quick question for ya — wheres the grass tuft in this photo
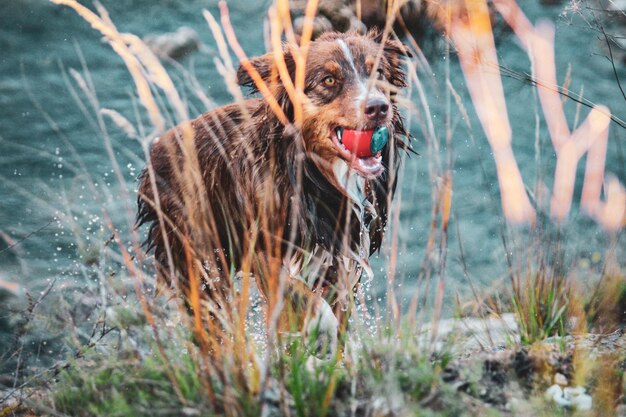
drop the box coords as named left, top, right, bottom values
left=2, top=1, right=624, bottom=416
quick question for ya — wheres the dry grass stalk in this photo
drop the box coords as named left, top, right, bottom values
left=447, top=0, right=536, bottom=225
left=493, top=0, right=625, bottom=232
left=218, top=1, right=289, bottom=126
left=26, top=1, right=624, bottom=415
left=439, top=0, right=625, bottom=232
left=49, top=0, right=261, bottom=405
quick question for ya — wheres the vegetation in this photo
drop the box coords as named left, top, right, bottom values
left=1, top=0, right=624, bottom=416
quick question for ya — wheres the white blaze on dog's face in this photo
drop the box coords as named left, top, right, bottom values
left=236, top=31, right=408, bottom=185
left=296, top=32, right=408, bottom=183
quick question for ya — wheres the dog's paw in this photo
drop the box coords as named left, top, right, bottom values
left=303, top=299, right=338, bottom=359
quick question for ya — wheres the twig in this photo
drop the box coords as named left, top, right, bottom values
left=0, top=219, right=54, bottom=254
left=498, top=64, right=626, bottom=130
left=600, top=24, right=626, bottom=102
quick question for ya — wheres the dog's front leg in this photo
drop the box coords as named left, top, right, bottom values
left=280, top=279, right=339, bottom=360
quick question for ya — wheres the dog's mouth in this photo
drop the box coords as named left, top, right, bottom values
left=331, top=127, right=387, bottom=177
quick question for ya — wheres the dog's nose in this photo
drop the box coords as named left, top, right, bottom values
left=364, top=99, right=389, bottom=121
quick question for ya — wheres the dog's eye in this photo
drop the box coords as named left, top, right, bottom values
left=323, top=76, right=336, bottom=87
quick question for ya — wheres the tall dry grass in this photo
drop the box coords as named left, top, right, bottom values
left=1, top=0, right=624, bottom=415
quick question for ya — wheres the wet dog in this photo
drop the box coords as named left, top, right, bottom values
left=137, top=30, right=411, bottom=355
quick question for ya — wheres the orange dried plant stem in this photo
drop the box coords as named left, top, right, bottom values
left=218, top=1, right=289, bottom=126
left=450, top=0, right=535, bottom=224
left=268, top=7, right=300, bottom=121
left=50, top=0, right=166, bottom=132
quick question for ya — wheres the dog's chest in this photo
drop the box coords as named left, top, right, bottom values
left=332, top=159, right=367, bottom=214
left=285, top=160, right=377, bottom=290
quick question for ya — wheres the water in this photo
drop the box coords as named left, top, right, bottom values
left=0, top=0, right=624, bottom=310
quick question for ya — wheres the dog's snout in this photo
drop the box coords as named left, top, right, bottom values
left=364, top=99, right=389, bottom=121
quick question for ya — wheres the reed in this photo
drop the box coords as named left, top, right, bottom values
left=1, top=0, right=624, bottom=416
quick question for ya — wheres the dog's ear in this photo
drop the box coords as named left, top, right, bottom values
left=367, top=28, right=412, bottom=57
left=384, top=38, right=411, bottom=88
left=367, top=29, right=411, bottom=88
left=383, top=38, right=412, bottom=58
left=236, top=54, right=273, bottom=92
left=236, top=50, right=295, bottom=94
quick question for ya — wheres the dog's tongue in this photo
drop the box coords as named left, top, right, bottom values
left=341, top=126, right=388, bottom=158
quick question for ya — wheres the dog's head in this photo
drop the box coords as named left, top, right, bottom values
left=237, top=30, right=411, bottom=181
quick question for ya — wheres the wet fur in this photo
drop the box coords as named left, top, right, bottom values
left=137, top=30, right=411, bottom=345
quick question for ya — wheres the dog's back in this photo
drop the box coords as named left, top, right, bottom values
left=138, top=99, right=275, bottom=290
left=137, top=30, right=411, bottom=351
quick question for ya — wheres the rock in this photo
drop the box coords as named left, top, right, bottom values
left=319, top=1, right=352, bottom=31
left=420, top=313, right=519, bottom=353
left=286, top=0, right=434, bottom=41
left=564, top=387, right=593, bottom=411
left=545, top=384, right=593, bottom=410
left=553, top=372, right=567, bottom=386
left=348, top=16, right=367, bottom=34
left=359, top=0, right=387, bottom=29
left=293, top=15, right=334, bottom=39
left=144, top=27, right=201, bottom=60
left=545, top=384, right=563, bottom=402
left=317, top=0, right=347, bottom=17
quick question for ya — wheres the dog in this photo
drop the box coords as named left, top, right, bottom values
left=137, top=30, right=411, bottom=355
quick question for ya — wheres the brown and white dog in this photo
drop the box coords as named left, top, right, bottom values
left=137, top=30, right=411, bottom=355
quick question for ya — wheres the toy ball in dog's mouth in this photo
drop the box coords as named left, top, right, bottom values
left=335, top=126, right=388, bottom=158
left=331, top=126, right=388, bottom=176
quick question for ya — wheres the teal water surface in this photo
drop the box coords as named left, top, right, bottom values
left=0, top=0, right=624, bottom=309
